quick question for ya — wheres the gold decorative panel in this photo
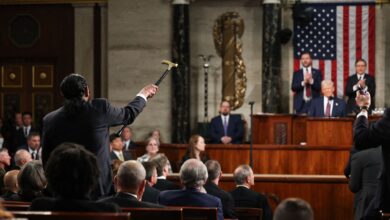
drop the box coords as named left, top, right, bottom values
left=1, top=65, right=23, bottom=88
left=32, top=65, right=53, bottom=88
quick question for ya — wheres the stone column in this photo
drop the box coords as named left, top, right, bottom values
left=172, top=0, right=190, bottom=143
left=262, top=0, right=282, bottom=113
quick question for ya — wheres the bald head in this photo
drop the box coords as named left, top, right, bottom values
left=4, top=170, right=19, bottom=193
left=116, top=160, right=146, bottom=193
left=14, top=149, right=32, bottom=168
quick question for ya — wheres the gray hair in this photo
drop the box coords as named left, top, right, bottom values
left=273, top=198, right=313, bottom=220
left=321, top=79, right=334, bottom=88
left=180, top=159, right=208, bottom=188
left=205, top=160, right=221, bottom=181
left=233, top=164, right=252, bottom=185
left=14, top=149, right=31, bottom=168
left=117, top=160, right=146, bottom=190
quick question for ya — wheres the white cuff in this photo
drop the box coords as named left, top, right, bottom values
left=356, top=111, right=368, bottom=118
left=301, top=81, right=306, bottom=87
left=353, top=85, right=359, bottom=92
left=136, top=94, right=148, bottom=102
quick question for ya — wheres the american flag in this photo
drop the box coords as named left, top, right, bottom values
left=293, top=3, right=375, bottom=97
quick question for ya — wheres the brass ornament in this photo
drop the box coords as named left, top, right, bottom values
left=213, top=12, right=246, bottom=110
left=9, top=73, right=16, bottom=80
left=39, top=72, right=47, bottom=79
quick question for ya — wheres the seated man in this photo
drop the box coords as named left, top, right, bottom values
left=308, top=80, right=346, bottom=117
left=99, top=160, right=163, bottom=208
left=274, top=198, right=313, bottom=220
left=230, top=165, right=272, bottom=220
left=109, top=133, right=131, bottom=162
left=121, top=126, right=137, bottom=150
left=150, top=154, right=179, bottom=191
left=1, top=170, right=19, bottom=201
left=14, top=149, right=32, bottom=169
left=209, top=101, right=244, bottom=144
left=158, top=159, right=224, bottom=220
left=30, top=142, right=119, bottom=212
left=142, top=161, right=160, bottom=203
left=17, top=132, right=41, bottom=160
left=204, top=160, right=236, bottom=219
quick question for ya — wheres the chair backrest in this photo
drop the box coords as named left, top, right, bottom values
left=381, top=212, right=390, bottom=220
left=11, top=211, right=130, bottom=220
left=181, top=207, right=217, bottom=220
left=2, top=201, right=31, bottom=211
left=122, top=207, right=182, bottom=220
left=234, top=208, right=263, bottom=220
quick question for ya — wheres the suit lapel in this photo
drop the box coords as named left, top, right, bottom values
left=319, top=97, right=325, bottom=116
left=332, top=98, right=339, bottom=117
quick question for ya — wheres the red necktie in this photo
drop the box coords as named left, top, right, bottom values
left=305, top=68, right=311, bottom=97
left=325, top=101, right=331, bottom=117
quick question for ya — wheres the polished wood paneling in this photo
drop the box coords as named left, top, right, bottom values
left=134, top=144, right=351, bottom=174
left=167, top=174, right=354, bottom=220
left=306, top=118, right=353, bottom=145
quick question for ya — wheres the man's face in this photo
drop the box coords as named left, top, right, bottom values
left=248, top=169, right=255, bottom=186
left=300, top=54, right=312, bottom=67
left=0, top=151, right=11, bottom=166
left=322, top=84, right=335, bottom=97
left=220, top=101, right=231, bottom=116
left=22, top=114, right=32, bottom=126
left=111, top=137, right=124, bottom=151
left=355, top=61, right=366, bottom=75
left=121, top=127, right=132, bottom=141
left=27, top=136, right=40, bottom=150
left=15, top=113, right=23, bottom=127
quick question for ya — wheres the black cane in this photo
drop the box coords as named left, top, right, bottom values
left=116, top=60, right=178, bottom=136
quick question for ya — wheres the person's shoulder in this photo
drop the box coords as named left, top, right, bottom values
left=139, top=201, right=165, bottom=208
left=210, top=116, right=220, bottom=122
left=91, top=98, right=109, bottom=107
left=43, top=107, right=62, bottom=121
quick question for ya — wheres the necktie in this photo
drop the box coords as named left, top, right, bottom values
left=24, top=127, right=28, bottom=137
left=325, top=101, right=331, bottom=117
left=223, top=117, right=228, bottom=136
left=118, top=152, right=124, bottom=161
left=305, top=68, right=312, bottom=97
left=32, top=151, right=36, bottom=160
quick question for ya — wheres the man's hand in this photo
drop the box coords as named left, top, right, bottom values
left=355, top=91, right=371, bottom=108
left=139, top=84, right=159, bottom=99
left=358, top=79, right=366, bottom=89
left=221, top=136, right=232, bottom=144
left=304, top=73, right=312, bottom=84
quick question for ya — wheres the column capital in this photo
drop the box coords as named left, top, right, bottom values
left=263, top=0, right=280, bottom=4
left=172, top=0, right=190, bottom=5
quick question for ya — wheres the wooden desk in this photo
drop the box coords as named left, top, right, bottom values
left=134, top=144, right=351, bottom=174
left=306, top=118, right=353, bottom=145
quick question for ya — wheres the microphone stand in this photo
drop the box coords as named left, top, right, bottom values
left=249, top=101, right=255, bottom=168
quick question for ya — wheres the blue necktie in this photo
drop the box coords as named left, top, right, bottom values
left=223, top=117, right=228, bottom=136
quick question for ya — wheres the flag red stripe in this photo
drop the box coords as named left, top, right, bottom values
left=368, top=5, right=375, bottom=76
left=356, top=6, right=362, bottom=60
left=294, top=59, right=300, bottom=72
left=343, top=6, right=350, bottom=96
left=319, top=60, right=325, bottom=80
left=331, top=60, right=337, bottom=96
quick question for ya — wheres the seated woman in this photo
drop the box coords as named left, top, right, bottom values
left=17, top=160, right=47, bottom=202
left=149, top=129, right=163, bottom=144
left=181, top=134, right=209, bottom=164
left=137, top=137, right=172, bottom=173
left=29, top=142, right=119, bottom=212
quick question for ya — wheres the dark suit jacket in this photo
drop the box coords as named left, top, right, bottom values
left=349, top=147, right=382, bottom=220
left=346, top=73, right=376, bottom=114
left=354, top=109, right=390, bottom=218
left=154, top=178, right=180, bottom=191
left=142, top=184, right=160, bottom=203
left=308, top=96, right=346, bottom=117
left=291, top=68, right=322, bottom=114
left=42, top=97, right=146, bottom=198
left=13, top=126, right=39, bottom=152
left=99, top=192, right=164, bottom=208
left=158, top=187, right=224, bottom=220
left=30, top=197, right=120, bottom=212
left=17, top=145, right=42, bottom=160
left=230, top=186, right=272, bottom=220
left=209, top=114, right=244, bottom=144
left=110, top=151, right=132, bottom=161
left=204, top=181, right=236, bottom=219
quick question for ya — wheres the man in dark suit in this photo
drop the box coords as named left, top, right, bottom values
left=109, top=133, right=131, bottom=162
left=41, top=74, right=158, bottom=198
left=204, top=160, right=236, bottom=219
left=7, top=112, right=23, bottom=156
left=349, top=147, right=382, bottom=220
left=13, top=112, right=39, bottom=151
left=345, top=59, right=376, bottom=114
left=291, top=52, right=322, bottom=114
left=142, top=161, right=160, bottom=203
left=353, top=92, right=389, bottom=219
left=308, top=80, right=346, bottom=117
left=209, top=101, right=244, bottom=144
left=99, top=160, right=164, bottom=208
left=158, top=159, right=224, bottom=220
left=230, top=165, right=272, bottom=220
left=150, top=154, right=179, bottom=191
left=17, top=132, right=41, bottom=160
left=121, top=126, right=137, bottom=150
